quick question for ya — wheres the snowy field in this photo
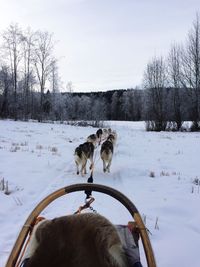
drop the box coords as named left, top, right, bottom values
left=0, top=120, right=200, bottom=267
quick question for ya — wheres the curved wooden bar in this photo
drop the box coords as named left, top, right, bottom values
left=6, top=183, right=156, bottom=267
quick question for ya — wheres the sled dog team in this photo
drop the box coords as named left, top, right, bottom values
left=74, top=128, right=117, bottom=176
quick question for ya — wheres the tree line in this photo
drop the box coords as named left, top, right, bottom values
left=0, top=15, right=200, bottom=131
left=0, top=24, right=60, bottom=121
left=143, top=14, right=200, bottom=131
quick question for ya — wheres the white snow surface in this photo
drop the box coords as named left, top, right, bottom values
left=0, top=120, right=200, bottom=267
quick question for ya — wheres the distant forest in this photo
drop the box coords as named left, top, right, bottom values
left=1, top=14, right=200, bottom=131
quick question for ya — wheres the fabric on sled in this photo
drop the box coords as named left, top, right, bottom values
left=20, top=213, right=142, bottom=267
left=115, top=225, right=143, bottom=267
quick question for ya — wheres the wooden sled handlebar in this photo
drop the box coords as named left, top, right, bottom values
left=6, top=183, right=156, bottom=267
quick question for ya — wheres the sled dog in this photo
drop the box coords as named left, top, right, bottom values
left=96, top=128, right=103, bottom=145
left=100, top=138, right=114, bottom=173
left=87, top=134, right=98, bottom=147
left=74, top=142, right=94, bottom=176
left=102, top=128, right=108, bottom=139
left=102, top=128, right=116, bottom=141
left=107, top=133, right=117, bottom=146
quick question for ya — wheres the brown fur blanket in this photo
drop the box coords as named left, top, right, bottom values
left=24, top=213, right=128, bottom=267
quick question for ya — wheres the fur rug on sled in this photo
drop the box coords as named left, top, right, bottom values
left=21, top=213, right=141, bottom=267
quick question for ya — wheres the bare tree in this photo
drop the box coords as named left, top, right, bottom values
left=181, top=13, right=200, bottom=129
left=66, top=81, right=73, bottom=93
left=50, top=59, right=60, bottom=93
left=2, top=23, right=23, bottom=119
left=167, top=43, right=183, bottom=130
left=0, top=64, right=12, bottom=118
left=144, top=56, right=168, bottom=131
left=33, top=31, right=55, bottom=121
left=21, top=28, right=36, bottom=120
left=49, top=58, right=60, bottom=119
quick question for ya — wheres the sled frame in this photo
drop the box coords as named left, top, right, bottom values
left=6, top=183, right=156, bottom=267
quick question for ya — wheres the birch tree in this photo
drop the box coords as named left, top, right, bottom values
left=33, top=31, right=54, bottom=121
left=21, top=28, right=36, bottom=120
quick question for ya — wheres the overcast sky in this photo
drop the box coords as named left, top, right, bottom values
left=0, top=0, right=199, bottom=92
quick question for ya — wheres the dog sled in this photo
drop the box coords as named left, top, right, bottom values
left=6, top=183, right=156, bottom=267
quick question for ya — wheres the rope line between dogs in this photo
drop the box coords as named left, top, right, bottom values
left=84, top=143, right=101, bottom=200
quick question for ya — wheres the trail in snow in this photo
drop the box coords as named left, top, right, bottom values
left=1, top=120, right=200, bottom=267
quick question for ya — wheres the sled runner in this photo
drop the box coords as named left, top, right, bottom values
left=6, top=183, right=156, bottom=267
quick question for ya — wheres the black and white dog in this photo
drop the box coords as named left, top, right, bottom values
left=74, top=142, right=94, bottom=176
left=87, top=128, right=103, bottom=147
left=87, top=134, right=98, bottom=147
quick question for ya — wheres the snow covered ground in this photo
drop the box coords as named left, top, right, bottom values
left=0, top=120, right=200, bottom=267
